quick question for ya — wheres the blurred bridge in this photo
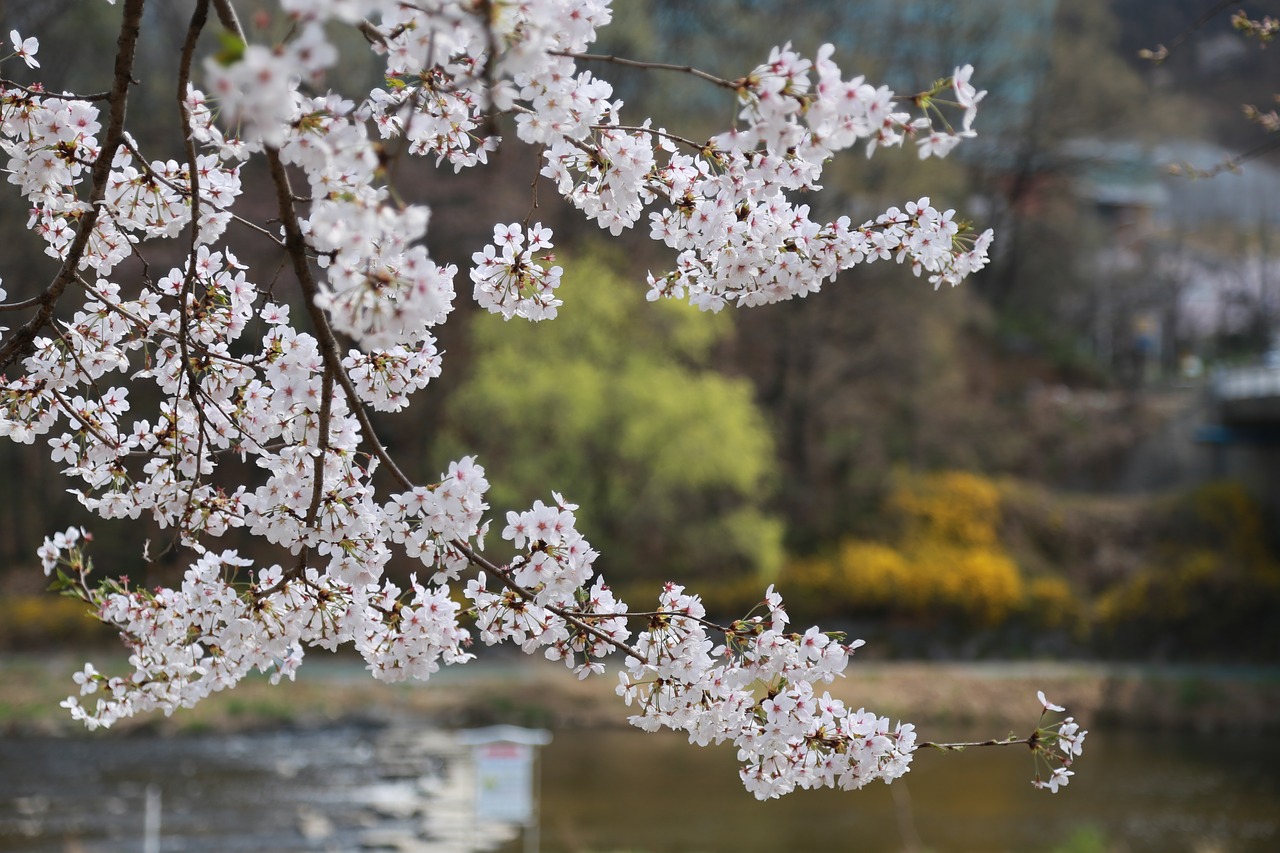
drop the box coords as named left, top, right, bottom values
left=1199, top=366, right=1280, bottom=537
left=1208, top=366, right=1280, bottom=428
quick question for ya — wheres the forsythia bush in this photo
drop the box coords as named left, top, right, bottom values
left=781, top=477, right=1279, bottom=657
left=892, top=470, right=1002, bottom=548
left=784, top=471, right=1024, bottom=625
left=1095, top=483, right=1280, bottom=657
left=0, top=596, right=113, bottom=650
left=1021, top=576, right=1083, bottom=632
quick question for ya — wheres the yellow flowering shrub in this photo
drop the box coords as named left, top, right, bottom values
left=781, top=471, right=1029, bottom=625
left=890, top=470, right=1001, bottom=548
left=834, top=541, right=914, bottom=609
left=1021, top=576, right=1082, bottom=631
left=921, top=545, right=1024, bottom=624
left=776, top=476, right=1277, bottom=655
left=0, top=595, right=112, bottom=650
left=1094, top=483, right=1280, bottom=656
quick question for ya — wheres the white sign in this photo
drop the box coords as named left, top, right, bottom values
left=474, top=740, right=536, bottom=824
left=459, top=726, right=552, bottom=826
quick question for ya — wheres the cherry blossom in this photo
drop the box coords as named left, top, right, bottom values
left=8, top=30, right=39, bottom=69
left=1039, top=689, right=1067, bottom=713
left=470, top=222, right=563, bottom=320
left=0, top=0, right=1083, bottom=800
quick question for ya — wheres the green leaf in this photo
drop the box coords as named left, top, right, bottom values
left=213, top=31, right=247, bottom=67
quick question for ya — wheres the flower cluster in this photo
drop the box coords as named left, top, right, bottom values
left=617, top=584, right=914, bottom=799
left=470, top=222, right=564, bottom=320
left=0, top=75, right=242, bottom=278
left=465, top=493, right=628, bottom=678
left=385, top=456, right=492, bottom=584
left=0, top=0, right=1078, bottom=803
left=41, top=458, right=486, bottom=728
left=1031, top=691, right=1088, bottom=793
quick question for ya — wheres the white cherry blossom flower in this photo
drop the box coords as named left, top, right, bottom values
left=9, top=30, right=39, bottom=68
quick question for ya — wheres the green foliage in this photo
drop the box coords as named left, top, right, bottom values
left=1049, top=825, right=1111, bottom=853
left=213, top=31, right=247, bottom=66
left=439, top=247, right=781, bottom=585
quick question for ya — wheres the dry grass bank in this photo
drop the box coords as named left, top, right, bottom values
left=3, top=653, right=1277, bottom=738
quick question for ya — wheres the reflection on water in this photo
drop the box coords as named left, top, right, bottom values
left=1, top=724, right=1276, bottom=852
left=0, top=729, right=392, bottom=852
left=538, top=728, right=1280, bottom=852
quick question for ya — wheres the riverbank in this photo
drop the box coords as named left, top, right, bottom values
left=3, top=652, right=1278, bottom=737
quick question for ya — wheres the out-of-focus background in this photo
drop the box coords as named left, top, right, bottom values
left=1, top=1, right=1279, bottom=851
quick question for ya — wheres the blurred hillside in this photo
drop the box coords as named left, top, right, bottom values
left=1, top=1, right=1278, bottom=661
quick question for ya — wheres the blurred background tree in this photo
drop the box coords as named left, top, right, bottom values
left=435, top=248, right=783, bottom=592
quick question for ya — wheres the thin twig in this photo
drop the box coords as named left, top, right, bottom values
left=557, top=50, right=741, bottom=91
left=1167, top=134, right=1280, bottom=178
left=1138, top=0, right=1236, bottom=61
left=49, top=386, right=121, bottom=452
left=173, top=0, right=215, bottom=542
left=227, top=211, right=287, bottom=246
left=0, top=295, right=45, bottom=312
left=917, top=736, right=1029, bottom=751
left=0, top=79, right=110, bottom=101
left=575, top=608, right=730, bottom=634
left=595, top=123, right=704, bottom=150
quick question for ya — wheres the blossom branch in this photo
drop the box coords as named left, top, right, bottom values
left=0, top=1, right=1050, bottom=802
left=917, top=736, right=1027, bottom=751
left=0, top=0, right=145, bottom=371
left=453, top=539, right=645, bottom=662
left=262, top=147, right=417, bottom=494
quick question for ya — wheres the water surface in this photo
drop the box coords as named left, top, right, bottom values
left=2, top=724, right=1276, bottom=852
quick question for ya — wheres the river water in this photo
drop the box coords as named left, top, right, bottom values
left=2, top=724, right=1277, bottom=852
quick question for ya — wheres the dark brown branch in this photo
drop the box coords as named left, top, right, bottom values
left=171, top=0, right=215, bottom=543
left=556, top=50, right=742, bottom=91
left=0, top=0, right=146, bottom=372
left=260, top=147, right=350, bottom=586
left=452, top=539, right=646, bottom=663
left=0, top=79, right=110, bottom=101
left=210, top=0, right=244, bottom=36
left=295, top=362, right=336, bottom=575
left=241, top=0, right=410, bottom=496
left=262, top=147, right=416, bottom=492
